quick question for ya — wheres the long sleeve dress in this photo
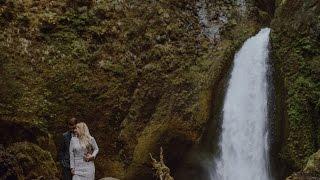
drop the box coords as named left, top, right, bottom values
left=69, top=136, right=99, bottom=180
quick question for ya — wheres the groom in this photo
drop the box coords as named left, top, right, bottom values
left=58, top=117, right=77, bottom=180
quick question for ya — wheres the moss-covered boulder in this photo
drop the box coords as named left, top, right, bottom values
left=0, top=119, right=57, bottom=156
left=304, top=150, right=320, bottom=175
left=0, top=142, right=58, bottom=179
left=5, top=142, right=59, bottom=179
left=286, top=150, right=320, bottom=179
left=286, top=173, right=318, bottom=180
left=0, top=146, right=24, bottom=180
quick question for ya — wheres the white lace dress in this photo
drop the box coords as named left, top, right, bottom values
left=69, top=136, right=99, bottom=180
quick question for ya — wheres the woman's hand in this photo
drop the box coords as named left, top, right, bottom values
left=71, top=168, right=75, bottom=175
left=84, top=154, right=94, bottom=162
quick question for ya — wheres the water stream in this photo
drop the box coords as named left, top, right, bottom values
left=212, top=28, right=272, bottom=180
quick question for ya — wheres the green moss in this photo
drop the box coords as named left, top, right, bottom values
left=271, top=0, right=320, bottom=170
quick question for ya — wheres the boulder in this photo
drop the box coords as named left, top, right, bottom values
left=286, top=150, right=320, bottom=179
left=304, top=150, right=320, bottom=175
left=0, top=145, right=23, bottom=179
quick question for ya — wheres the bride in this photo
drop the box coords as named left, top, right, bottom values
left=70, top=122, right=99, bottom=180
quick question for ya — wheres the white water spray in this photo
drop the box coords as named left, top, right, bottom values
left=212, top=28, right=271, bottom=180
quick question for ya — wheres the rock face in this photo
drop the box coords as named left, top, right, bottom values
left=270, top=0, right=320, bottom=174
left=0, top=0, right=268, bottom=179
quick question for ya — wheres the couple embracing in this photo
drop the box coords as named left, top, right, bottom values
left=59, top=118, right=99, bottom=180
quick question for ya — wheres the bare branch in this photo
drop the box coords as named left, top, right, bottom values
left=150, top=147, right=174, bottom=180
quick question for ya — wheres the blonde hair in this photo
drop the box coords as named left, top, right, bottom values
left=76, top=122, right=92, bottom=149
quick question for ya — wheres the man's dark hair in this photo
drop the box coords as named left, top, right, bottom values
left=68, top=117, right=78, bottom=125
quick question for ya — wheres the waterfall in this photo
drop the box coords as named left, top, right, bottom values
left=212, top=28, right=271, bottom=180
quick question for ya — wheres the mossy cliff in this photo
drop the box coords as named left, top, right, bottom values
left=0, top=0, right=269, bottom=179
left=270, top=0, right=320, bottom=176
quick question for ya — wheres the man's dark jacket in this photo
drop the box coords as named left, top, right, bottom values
left=59, top=131, right=73, bottom=168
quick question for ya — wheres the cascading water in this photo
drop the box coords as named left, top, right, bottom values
left=212, top=28, right=271, bottom=180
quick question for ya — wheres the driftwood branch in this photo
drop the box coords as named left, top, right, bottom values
left=149, top=147, right=174, bottom=180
